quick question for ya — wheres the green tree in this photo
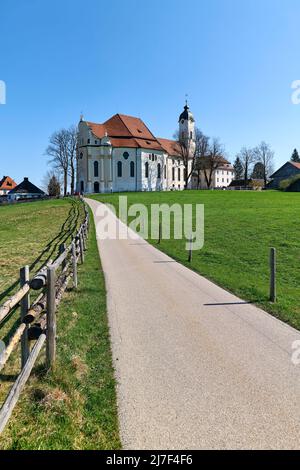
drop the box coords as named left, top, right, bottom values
left=233, top=156, right=244, bottom=180
left=251, top=162, right=265, bottom=179
left=291, top=148, right=300, bottom=162
left=48, top=175, right=61, bottom=197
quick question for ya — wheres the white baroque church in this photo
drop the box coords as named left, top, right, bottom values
left=76, top=104, right=196, bottom=194
left=76, top=103, right=234, bottom=193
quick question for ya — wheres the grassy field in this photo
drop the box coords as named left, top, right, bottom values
left=0, top=200, right=120, bottom=449
left=90, top=190, right=300, bottom=330
left=0, top=198, right=82, bottom=301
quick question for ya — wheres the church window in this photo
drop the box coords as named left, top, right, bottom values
left=79, top=152, right=83, bottom=159
left=123, top=151, right=129, bottom=160
left=164, top=165, right=166, bottom=179
left=80, top=181, right=84, bottom=192
left=117, top=161, right=122, bottom=177
left=190, top=131, right=193, bottom=139
left=130, top=161, right=135, bottom=177
left=94, top=161, right=99, bottom=177
left=178, top=168, right=181, bottom=181
left=95, top=140, right=98, bottom=145
left=172, top=167, right=175, bottom=181
left=145, top=161, right=149, bottom=178
left=157, top=163, right=161, bottom=179
left=87, top=139, right=90, bottom=144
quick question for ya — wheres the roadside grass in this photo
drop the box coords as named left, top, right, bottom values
left=0, top=202, right=120, bottom=449
left=90, top=190, right=300, bottom=330
left=0, top=198, right=82, bottom=300
left=0, top=198, right=84, bottom=406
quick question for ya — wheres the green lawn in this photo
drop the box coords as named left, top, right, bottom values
left=90, top=190, right=300, bottom=330
left=0, top=198, right=82, bottom=301
left=0, top=200, right=120, bottom=449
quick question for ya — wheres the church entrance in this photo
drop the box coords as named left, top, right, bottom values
left=94, top=182, right=100, bottom=193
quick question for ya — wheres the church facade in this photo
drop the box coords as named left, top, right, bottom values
left=76, top=104, right=234, bottom=193
left=76, top=104, right=195, bottom=194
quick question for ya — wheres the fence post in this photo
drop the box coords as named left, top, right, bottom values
left=59, top=243, right=67, bottom=271
left=72, top=241, right=78, bottom=289
left=270, top=247, right=276, bottom=302
left=188, top=236, right=192, bottom=263
left=79, top=230, right=85, bottom=264
left=46, top=266, right=56, bottom=369
left=20, top=266, right=30, bottom=368
left=158, top=221, right=162, bottom=244
left=82, top=225, right=87, bottom=251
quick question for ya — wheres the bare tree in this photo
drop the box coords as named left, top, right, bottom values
left=46, top=129, right=70, bottom=196
left=174, top=127, right=209, bottom=189
left=253, top=141, right=274, bottom=186
left=67, top=125, right=78, bottom=195
left=193, top=131, right=210, bottom=189
left=237, top=147, right=255, bottom=187
left=198, top=138, right=226, bottom=189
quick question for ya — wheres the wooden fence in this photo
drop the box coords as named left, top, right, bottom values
left=0, top=198, right=89, bottom=434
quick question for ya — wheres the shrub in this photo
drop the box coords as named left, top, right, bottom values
left=279, top=174, right=300, bottom=191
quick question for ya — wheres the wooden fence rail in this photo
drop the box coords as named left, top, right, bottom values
left=0, top=197, right=89, bottom=435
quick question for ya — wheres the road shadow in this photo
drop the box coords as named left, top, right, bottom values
left=204, top=301, right=254, bottom=306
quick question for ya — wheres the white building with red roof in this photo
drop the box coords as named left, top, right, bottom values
left=76, top=104, right=195, bottom=193
left=0, top=176, right=17, bottom=195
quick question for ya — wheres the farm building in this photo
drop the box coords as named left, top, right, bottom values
left=228, top=179, right=264, bottom=190
left=268, top=161, right=300, bottom=189
left=8, top=177, right=45, bottom=201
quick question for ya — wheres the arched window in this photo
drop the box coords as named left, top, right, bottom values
left=172, top=167, right=175, bottom=181
left=117, top=161, right=122, bottom=177
left=130, top=161, right=135, bottom=178
left=157, top=163, right=161, bottom=179
left=178, top=168, right=181, bottom=181
left=94, top=161, right=99, bottom=177
left=79, top=152, right=83, bottom=160
left=145, top=161, right=149, bottom=178
left=94, top=182, right=99, bottom=193
left=164, top=165, right=166, bottom=179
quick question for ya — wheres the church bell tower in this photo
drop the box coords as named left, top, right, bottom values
left=178, top=101, right=196, bottom=153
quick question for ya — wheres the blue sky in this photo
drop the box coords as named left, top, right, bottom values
left=0, top=0, right=300, bottom=186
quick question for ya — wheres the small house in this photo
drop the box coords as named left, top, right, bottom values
left=0, top=176, right=17, bottom=195
left=8, top=177, right=45, bottom=201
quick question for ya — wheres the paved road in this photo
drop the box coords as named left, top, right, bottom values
left=86, top=198, right=300, bottom=450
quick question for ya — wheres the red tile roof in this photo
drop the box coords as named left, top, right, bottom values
left=86, top=122, right=106, bottom=139
left=291, top=161, right=300, bottom=169
left=157, top=138, right=181, bottom=156
left=0, top=176, right=17, bottom=190
left=85, top=114, right=165, bottom=151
